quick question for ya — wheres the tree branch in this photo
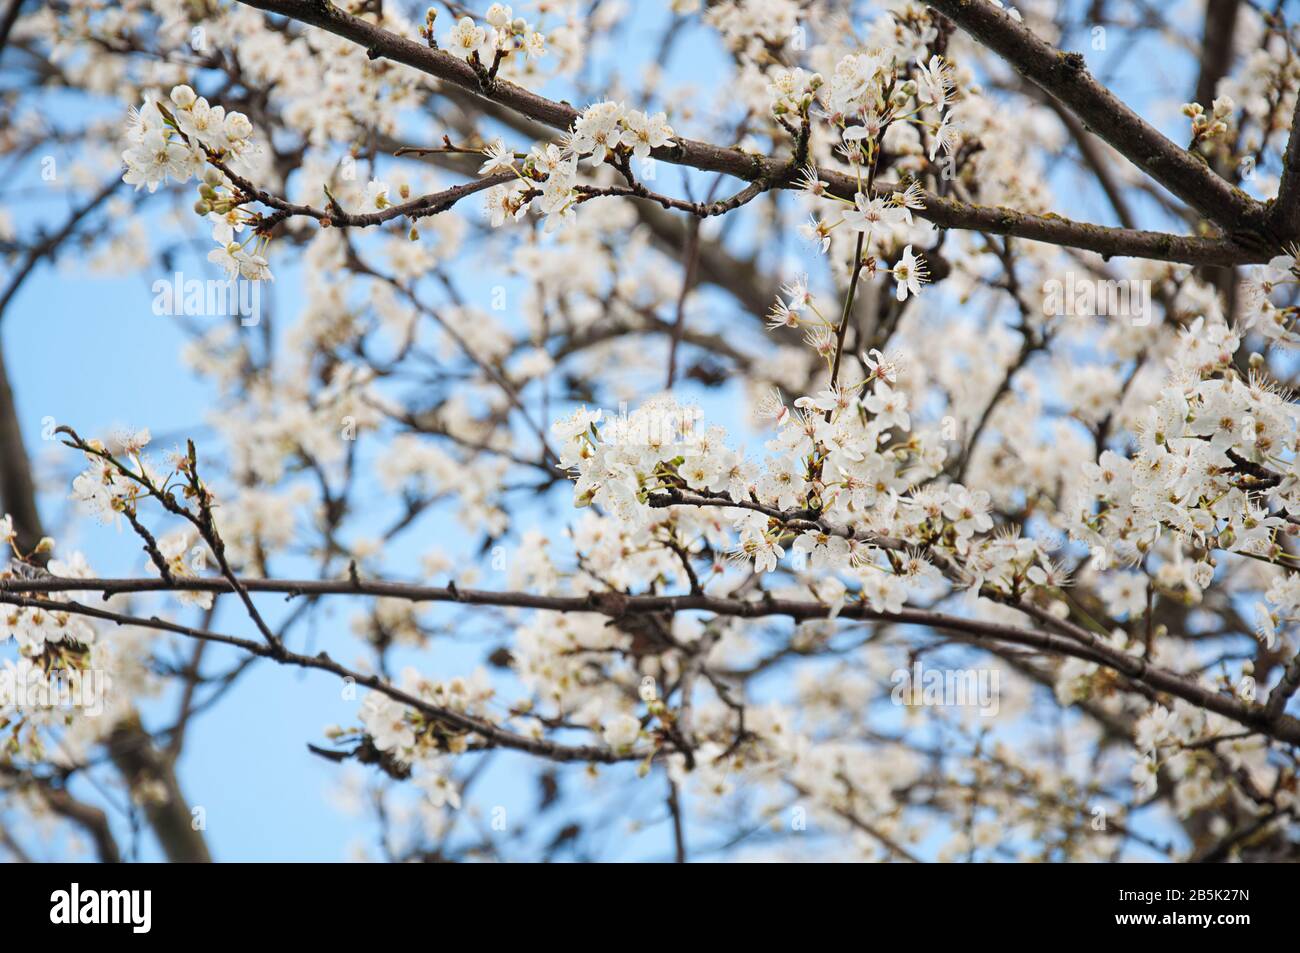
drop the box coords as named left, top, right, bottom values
left=0, top=590, right=648, bottom=766
left=926, top=0, right=1268, bottom=235
left=233, top=0, right=1271, bottom=265
left=1, top=574, right=1296, bottom=745
left=1270, top=95, right=1300, bottom=240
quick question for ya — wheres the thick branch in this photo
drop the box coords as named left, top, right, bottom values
left=1271, top=95, right=1300, bottom=239
left=926, top=0, right=1268, bottom=235
left=0, top=341, right=43, bottom=555
left=106, top=713, right=212, bottom=863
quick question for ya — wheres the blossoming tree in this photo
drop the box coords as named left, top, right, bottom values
left=2, top=0, right=1300, bottom=862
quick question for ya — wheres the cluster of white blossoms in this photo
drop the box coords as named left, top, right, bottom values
left=335, top=667, right=497, bottom=809
left=1130, top=699, right=1286, bottom=819
left=67, top=430, right=221, bottom=596
left=437, top=4, right=546, bottom=65
left=767, top=43, right=963, bottom=301
left=1050, top=310, right=1300, bottom=801
left=1, top=518, right=160, bottom=772
left=703, top=0, right=800, bottom=54
left=122, top=84, right=271, bottom=281
left=1068, top=316, right=1300, bottom=577
left=783, top=48, right=960, bottom=161
left=551, top=361, right=1063, bottom=615
left=65, top=414, right=369, bottom=585
left=1241, top=248, right=1300, bottom=346
left=0, top=545, right=96, bottom=653
left=68, top=430, right=155, bottom=527
left=0, top=536, right=164, bottom=827
left=122, top=85, right=253, bottom=193
left=481, top=101, right=675, bottom=231
left=1182, top=96, right=1238, bottom=148
left=1212, top=12, right=1299, bottom=179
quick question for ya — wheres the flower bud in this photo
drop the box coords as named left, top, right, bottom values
left=170, top=84, right=197, bottom=108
